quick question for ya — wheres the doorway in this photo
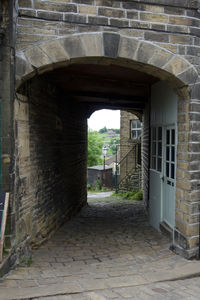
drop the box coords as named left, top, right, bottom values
left=149, top=81, right=178, bottom=232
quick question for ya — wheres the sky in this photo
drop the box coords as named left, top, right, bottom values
left=88, top=109, right=120, bottom=131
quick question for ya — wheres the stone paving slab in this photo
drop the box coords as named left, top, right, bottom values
left=0, top=194, right=200, bottom=300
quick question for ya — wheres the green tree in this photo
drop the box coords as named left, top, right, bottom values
left=88, top=130, right=104, bottom=167
left=99, top=126, right=107, bottom=134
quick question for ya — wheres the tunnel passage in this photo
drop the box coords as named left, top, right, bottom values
left=15, top=60, right=159, bottom=247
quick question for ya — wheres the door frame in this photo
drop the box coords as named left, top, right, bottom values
left=160, top=123, right=177, bottom=232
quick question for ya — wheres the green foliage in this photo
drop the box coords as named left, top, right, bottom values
left=132, top=190, right=143, bottom=200
left=95, top=180, right=102, bottom=190
left=110, top=128, right=120, bottom=134
left=88, top=130, right=104, bottom=167
left=111, top=190, right=143, bottom=201
left=99, top=126, right=108, bottom=134
left=107, top=136, right=120, bottom=156
left=26, top=257, right=33, bottom=267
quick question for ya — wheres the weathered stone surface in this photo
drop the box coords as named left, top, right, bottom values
left=1, top=0, right=200, bottom=276
left=81, top=33, right=103, bottom=57
left=39, top=39, right=69, bottom=63
left=103, top=33, right=120, bottom=57
left=134, top=42, right=157, bottom=63
left=118, top=37, right=140, bottom=60
left=60, top=35, right=86, bottom=58
left=164, top=56, right=190, bottom=76
left=24, top=46, right=52, bottom=68
left=16, top=52, right=35, bottom=83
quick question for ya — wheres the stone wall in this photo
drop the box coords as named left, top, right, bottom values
left=4, top=0, right=200, bottom=261
left=14, top=77, right=88, bottom=248
left=16, top=0, right=200, bottom=74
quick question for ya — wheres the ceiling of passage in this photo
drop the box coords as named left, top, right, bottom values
left=39, top=63, right=159, bottom=112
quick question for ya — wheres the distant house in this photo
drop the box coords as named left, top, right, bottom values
left=88, top=165, right=113, bottom=189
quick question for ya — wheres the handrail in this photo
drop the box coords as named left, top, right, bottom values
left=117, top=141, right=141, bottom=189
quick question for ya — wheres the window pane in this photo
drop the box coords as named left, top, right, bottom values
left=131, top=120, right=137, bottom=129
left=172, top=129, right=175, bottom=145
left=137, top=120, right=141, bottom=128
left=171, top=163, right=175, bottom=179
left=157, top=157, right=162, bottom=172
left=152, top=157, right=156, bottom=170
left=158, top=127, right=162, bottom=140
left=171, top=146, right=175, bottom=162
left=158, top=142, right=162, bottom=156
left=167, top=130, right=170, bottom=144
left=152, top=128, right=156, bottom=140
left=137, top=130, right=142, bottom=138
left=131, top=130, right=137, bottom=139
left=166, top=146, right=170, bottom=161
left=152, top=142, right=156, bottom=155
left=166, top=162, right=169, bottom=177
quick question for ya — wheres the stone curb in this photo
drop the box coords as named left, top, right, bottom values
left=1, top=261, right=200, bottom=300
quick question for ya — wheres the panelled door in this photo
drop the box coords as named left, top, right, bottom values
left=162, top=126, right=176, bottom=228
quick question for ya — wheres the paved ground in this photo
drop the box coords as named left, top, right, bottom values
left=1, top=193, right=200, bottom=300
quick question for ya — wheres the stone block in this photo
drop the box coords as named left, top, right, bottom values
left=176, top=179, right=191, bottom=191
left=164, top=56, right=190, bottom=76
left=134, top=42, right=156, bottom=64
left=148, top=48, right=172, bottom=68
left=169, top=16, right=194, bottom=26
left=96, top=0, right=121, bottom=8
left=15, top=52, right=35, bottom=83
left=103, top=32, right=120, bottom=57
left=81, top=33, right=103, bottom=57
left=118, top=37, right=139, bottom=60
left=110, top=19, right=129, bottom=27
left=34, top=1, right=77, bottom=13
left=60, top=35, right=86, bottom=58
left=98, top=7, right=125, bottom=18
left=18, top=0, right=32, bottom=8
left=88, top=16, right=108, bottom=25
left=24, top=46, right=52, bottom=69
left=79, top=5, right=96, bottom=15
left=144, top=31, right=169, bottom=43
left=64, top=14, right=87, bottom=23
left=72, top=0, right=93, bottom=4
left=140, top=12, right=168, bottom=23
left=39, top=39, right=69, bottom=64
left=37, top=11, right=63, bottom=21
left=126, top=11, right=138, bottom=19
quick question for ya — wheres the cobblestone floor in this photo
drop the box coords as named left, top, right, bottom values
left=1, top=194, right=200, bottom=300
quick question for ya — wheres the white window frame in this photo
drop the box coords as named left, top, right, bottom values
left=130, top=120, right=142, bottom=139
left=151, top=126, right=162, bottom=172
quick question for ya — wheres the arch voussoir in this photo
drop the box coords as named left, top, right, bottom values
left=15, top=32, right=198, bottom=95
left=117, top=36, right=140, bottom=60
left=80, top=33, right=103, bottom=57
left=163, top=56, right=191, bottom=77
left=59, top=35, right=86, bottom=59
left=39, top=39, right=69, bottom=64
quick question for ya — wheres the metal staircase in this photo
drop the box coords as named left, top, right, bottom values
left=117, top=142, right=141, bottom=192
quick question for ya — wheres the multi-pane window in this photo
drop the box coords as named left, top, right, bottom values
left=151, top=127, right=162, bottom=172
left=166, top=129, right=175, bottom=181
left=131, top=120, right=141, bottom=139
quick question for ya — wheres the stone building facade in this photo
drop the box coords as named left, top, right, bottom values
left=0, top=0, right=200, bottom=271
left=119, top=111, right=141, bottom=192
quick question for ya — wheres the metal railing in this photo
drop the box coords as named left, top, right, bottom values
left=117, top=141, right=141, bottom=189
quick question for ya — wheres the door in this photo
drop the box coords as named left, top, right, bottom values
left=162, top=126, right=176, bottom=228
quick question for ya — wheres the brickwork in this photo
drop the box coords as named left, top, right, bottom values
left=16, top=0, right=200, bottom=73
left=14, top=77, right=88, bottom=248
left=120, top=111, right=139, bottom=180
left=0, top=0, right=199, bottom=270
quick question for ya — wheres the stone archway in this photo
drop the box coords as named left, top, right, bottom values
left=16, top=32, right=197, bottom=98
left=13, top=32, right=200, bottom=259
